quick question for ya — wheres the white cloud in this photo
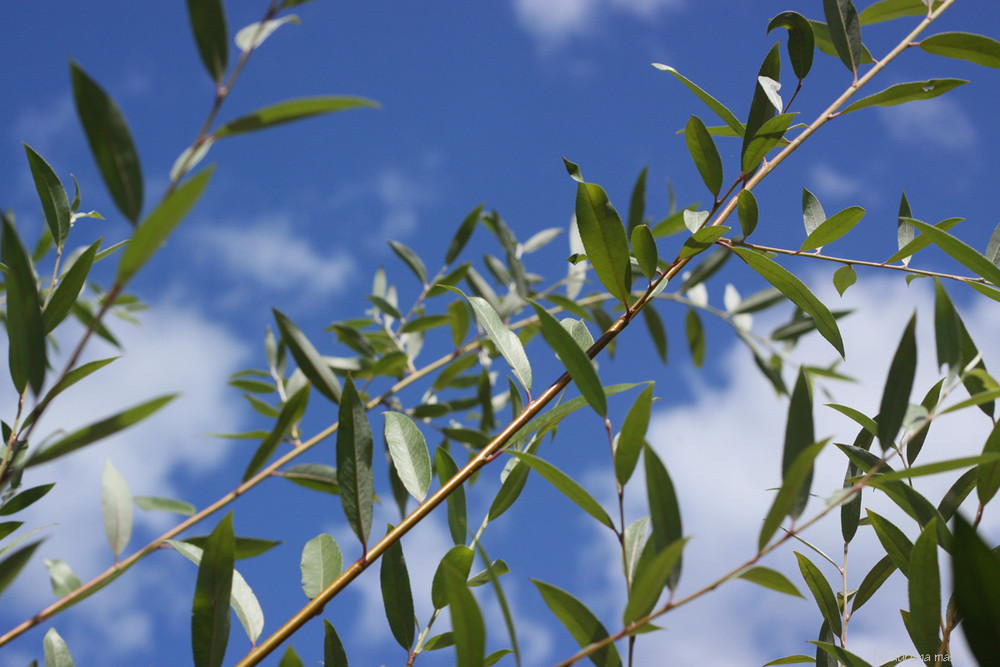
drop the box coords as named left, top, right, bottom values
left=809, top=162, right=863, bottom=199
left=11, top=94, right=75, bottom=154
left=878, top=96, right=976, bottom=150
left=513, top=0, right=684, bottom=49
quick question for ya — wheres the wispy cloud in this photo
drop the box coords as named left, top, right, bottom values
left=878, top=96, right=976, bottom=150
left=512, top=0, right=684, bottom=49
left=809, top=162, right=863, bottom=199
left=11, top=93, right=75, bottom=154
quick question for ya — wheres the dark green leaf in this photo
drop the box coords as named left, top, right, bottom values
left=300, top=533, right=342, bottom=599
left=685, top=115, right=723, bottom=197
left=796, top=552, right=842, bottom=636
left=742, top=113, right=795, bottom=175
left=184, top=536, right=281, bottom=561
left=833, top=265, right=857, bottom=296
left=842, top=79, right=967, bottom=114
left=279, top=645, right=304, bottom=667
left=507, top=451, right=614, bottom=529
left=0, top=540, right=42, bottom=599
left=783, top=370, right=815, bottom=520
left=760, top=442, right=827, bottom=549
left=273, top=309, right=342, bottom=404
left=191, top=513, right=234, bottom=667
left=852, top=555, right=896, bottom=613
left=823, top=0, right=864, bottom=77
left=444, top=561, right=485, bottom=667
left=531, top=302, right=605, bottom=417
left=734, top=248, right=845, bottom=357
left=623, top=537, right=688, bottom=622
left=977, top=421, right=1000, bottom=505
left=436, top=447, right=467, bottom=545
left=42, top=239, right=100, bottom=334
left=616, top=384, right=654, bottom=485
left=740, top=566, right=803, bottom=597
left=214, top=97, right=378, bottom=137
left=908, top=519, right=941, bottom=660
left=920, top=32, right=1000, bottom=69
left=0, top=483, right=54, bottom=516
left=642, top=307, right=667, bottom=363
left=768, top=12, right=815, bottom=80
left=243, top=385, right=309, bottom=481
left=488, top=435, right=542, bottom=521
left=957, top=317, right=993, bottom=418
left=868, top=509, right=914, bottom=577
left=951, top=514, right=1000, bottom=664
left=282, top=463, right=340, bottom=495
left=381, top=530, right=415, bottom=650
left=574, top=178, right=632, bottom=305
left=908, top=218, right=1000, bottom=286
left=886, top=216, right=962, bottom=264
left=679, top=246, right=729, bottom=293
left=737, top=189, right=758, bottom=238
left=631, top=224, right=658, bottom=281
left=877, top=313, right=917, bottom=451
left=627, top=166, right=648, bottom=235
left=24, top=145, right=71, bottom=248
left=810, top=642, right=873, bottom=667
left=399, top=314, right=450, bottom=334
left=323, top=620, right=349, bottom=667
left=741, top=43, right=781, bottom=175
left=2, top=213, right=47, bottom=395
left=933, top=279, right=961, bottom=374
left=186, top=0, right=228, bottom=82
left=445, top=204, right=483, bottom=265
left=337, top=377, right=374, bottom=550
left=679, top=226, right=728, bottom=259
left=860, top=0, right=942, bottom=25
left=432, top=545, right=474, bottom=609
left=533, top=579, right=622, bottom=667
left=652, top=64, right=744, bottom=137
left=685, top=308, right=705, bottom=367
left=800, top=207, right=865, bottom=252
left=70, top=61, right=143, bottom=223
left=388, top=239, right=428, bottom=286
left=645, top=446, right=683, bottom=589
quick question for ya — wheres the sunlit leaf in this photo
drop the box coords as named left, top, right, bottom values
left=445, top=204, right=483, bottom=265
left=44, top=558, right=82, bottom=597
left=531, top=302, right=605, bottom=417
left=42, top=239, right=99, bottom=334
left=920, top=32, right=1000, bottom=69
left=631, top=224, right=658, bottom=281
left=186, top=0, right=228, bottom=82
left=234, top=15, right=300, bottom=52
left=908, top=218, right=1000, bottom=286
left=337, top=377, right=374, bottom=550
left=741, top=43, right=780, bottom=175
left=833, top=265, right=857, bottom=296
left=432, top=545, right=474, bottom=609
left=507, top=451, right=614, bottom=529
left=101, top=459, right=133, bottom=559
left=572, top=173, right=633, bottom=305
left=679, top=226, right=728, bottom=260
left=300, top=534, right=342, bottom=600
left=274, top=309, right=342, bottom=404
left=651, top=64, right=744, bottom=136
left=214, top=96, right=378, bottom=137
left=885, top=216, right=962, bottom=264
left=24, top=145, right=71, bottom=248
left=800, top=207, right=865, bottom=252
left=742, top=112, right=795, bottom=175
left=859, top=0, right=942, bottom=25
left=737, top=189, right=758, bottom=238
left=43, top=627, right=74, bottom=667
left=387, top=239, right=428, bottom=286
left=281, top=463, right=340, bottom=495
left=133, top=496, right=194, bottom=516
left=623, top=537, right=688, bottom=623
left=448, top=287, right=531, bottom=392
left=383, top=412, right=431, bottom=502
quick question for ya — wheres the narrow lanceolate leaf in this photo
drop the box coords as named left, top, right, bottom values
left=192, top=513, right=234, bottom=667
left=651, top=64, right=745, bottom=137
left=842, top=79, right=967, bottom=114
left=645, top=446, right=683, bottom=589
left=531, top=302, right=605, bottom=417
left=383, top=413, right=431, bottom=502
left=887, top=216, right=962, bottom=264
left=273, top=309, right=342, bottom=404
left=908, top=519, right=941, bottom=661
left=337, top=377, right=374, bottom=550
left=631, top=224, right=658, bottom=281
left=323, top=620, right=349, bottom=667
left=986, top=222, right=1000, bottom=266
left=800, top=207, right=865, bottom=252
left=627, top=166, right=648, bottom=234
left=432, top=546, right=475, bottom=609
left=533, top=579, right=622, bottom=667
left=186, top=0, right=228, bottom=82
left=448, top=287, right=531, bottom=392
left=741, top=43, right=780, bottom=175
left=0, top=540, right=43, bottom=599
left=737, top=189, right=758, bottom=238
left=920, top=32, right=1000, bottom=69
left=388, top=239, right=428, bottom=286
left=623, top=537, right=689, bottom=623
left=279, top=646, right=304, bottom=667
left=734, top=248, right=845, bottom=357
left=444, top=562, right=486, bottom=667
left=101, top=459, right=133, bottom=559
left=70, top=62, right=142, bottom=223
left=951, top=515, right=1000, bottom=664
left=767, top=12, right=815, bottom=80
left=436, top=447, right=467, bottom=544
left=796, top=552, right=843, bottom=636
left=300, top=533, right=343, bottom=599
left=867, top=510, right=914, bottom=576
left=243, top=385, right=309, bottom=481
left=977, top=421, right=1000, bottom=505
left=685, top=115, right=723, bottom=197
left=381, top=531, right=415, bottom=651
left=445, top=204, right=483, bottom=265
left=685, top=308, right=705, bottom=367
left=680, top=226, right=729, bottom=260
left=43, top=239, right=100, bottom=334
left=43, top=627, right=74, bottom=667
left=134, top=495, right=196, bottom=516
left=760, top=441, right=828, bottom=550
left=802, top=188, right=826, bottom=236
left=852, top=555, right=896, bottom=614
left=810, top=642, right=874, bottom=667
left=44, top=558, right=82, bottom=597
left=833, top=265, right=856, bottom=296
left=643, top=308, right=668, bottom=363
left=783, top=371, right=815, bottom=520
left=2, top=214, right=47, bottom=396
left=823, top=0, right=864, bottom=77
left=26, top=394, right=177, bottom=467
left=740, top=566, right=803, bottom=597
left=860, top=0, right=943, bottom=25
left=0, top=484, right=54, bottom=516
left=933, top=279, right=961, bottom=374
left=117, top=166, right=213, bottom=283
left=507, top=451, right=614, bottom=530
left=742, top=112, right=795, bottom=176
left=616, top=384, right=654, bottom=485
left=24, top=145, right=71, bottom=248
left=908, top=218, right=1000, bottom=287
left=574, top=178, right=632, bottom=305
left=897, top=191, right=914, bottom=263
left=213, top=96, right=379, bottom=137
left=234, top=15, right=299, bottom=52
left=877, top=314, right=917, bottom=451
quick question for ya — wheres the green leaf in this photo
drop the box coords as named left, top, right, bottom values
left=574, top=178, right=633, bottom=305
left=488, top=435, right=542, bottom=521
left=117, top=166, right=212, bottom=283
left=842, top=79, right=968, bottom=114
left=679, top=226, right=729, bottom=259
left=43, top=627, right=75, bottom=667
left=533, top=579, right=622, bottom=667
left=957, top=317, right=994, bottom=418
left=381, top=530, right=415, bottom=650
left=886, top=216, right=962, bottom=264
left=742, top=113, right=795, bottom=176
left=182, top=536, right=279, bottom=561
left=432, top=545, right=475, bottom=609
left=44, top=558, right=82, bottom=597
left=908, top=218, right=1000, bottom=286
left=42, top=239, right=100, bottom=334
left=951, top=514, right=1000, bottom=664
left=436, top=447, right=467, bottom=545
left=860, top=0, right=942, bottom=25
left=768, top=12, right=815, bottom=80
left=616, top=384, right=654, bottom=485
left=0, top=483, right=54, bottom=516
left=631, top=224, right=658, bottom=281
left=234, top=15, right=300, bottom=51
left=685, top=115, right=724, bottom=197
left=985, top=222, right=1000, bottom=266
left=70, top=61, right=143, bottom=223
left=920, top=32, right=1000, bottom=69
left=802, top=188, right=826, bottom=237
left=651, top=64, right=745, bottom=137
left=300, top=533, right=342, bottom=599
left=399, top=314, right=450, bottom=334
left=273, top=309, right=342, bottom=404
left=24, top=145, right=71, bottom=248
left=323, top=620, right=349, bottom=667
left=834, top=265, right=857, bottom=296
left=868, top=510, right=914, bottom=576
left=741, top=43, right=781, bottom=175
left=448, top=287, right=531, bottom=392
left=852, top=555, right=896, bottom=613
left=627, top=166, right=648, bottom=235
left=933, top=279, right=961, bottom=374
left=685, top=308, right=705, bottom=367
left=800, top=207, right=865, bottom=252
left=0, top=539, right=42, bottom=599
left=733, top=248, right=845, bottom=357
left=26, top=394, right=177, bottom=466
left=243, top=384, right=310, bottom=481
left=2, top=213, right=47, bottom=396
left=442, top=563, right=486, bottom=667
left=101, top=459, right=133, bottom=559
left=796, top=552, right=842, bottom=636
left=383, top=413, right=431, bottom=502
left=908, top=519, right=941, bottom=660
left=214, top=96, right=378, bottom=137
left=877, top=313, right=917, bottom=450
left=645, top=446, right=683, bottom=589
left=388, top=239, right=428, bottom=286
left=282, top=463, right=340, bottom=495
left=810, top=642, right=873, bottom=667
left=186, top=0, right=228, bottom=82
left=783, top=370, right=815, bottom=520
left=977, top=421, right=1000, bottom=505
left=760, top=441, right=828, bottom=549
left=623, top=537, right=689, bottom=623
left=507, top=451, right=614, bottom=530
left=823, top=0, right=864, bottom=77
left=740, top=566, right=803, bottom=597
left=763, top=656, right=816, bottom=666
left=337, top=377, right=374, bottom=550
left=642, top=307, right=667, bottom=363
left=367, top=295, right=402, bottom=320
left=445, top=204, right=483, bottom=265
left=279, top=645, right=304, bottom=667
left=192, top=513, right=234, bottom=667
left=737, top=189, right=758, bottom=238
left=531, top=302, right=605, bottom=417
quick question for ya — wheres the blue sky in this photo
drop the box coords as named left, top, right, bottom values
left=3, top=1, right=1000, bottom=665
